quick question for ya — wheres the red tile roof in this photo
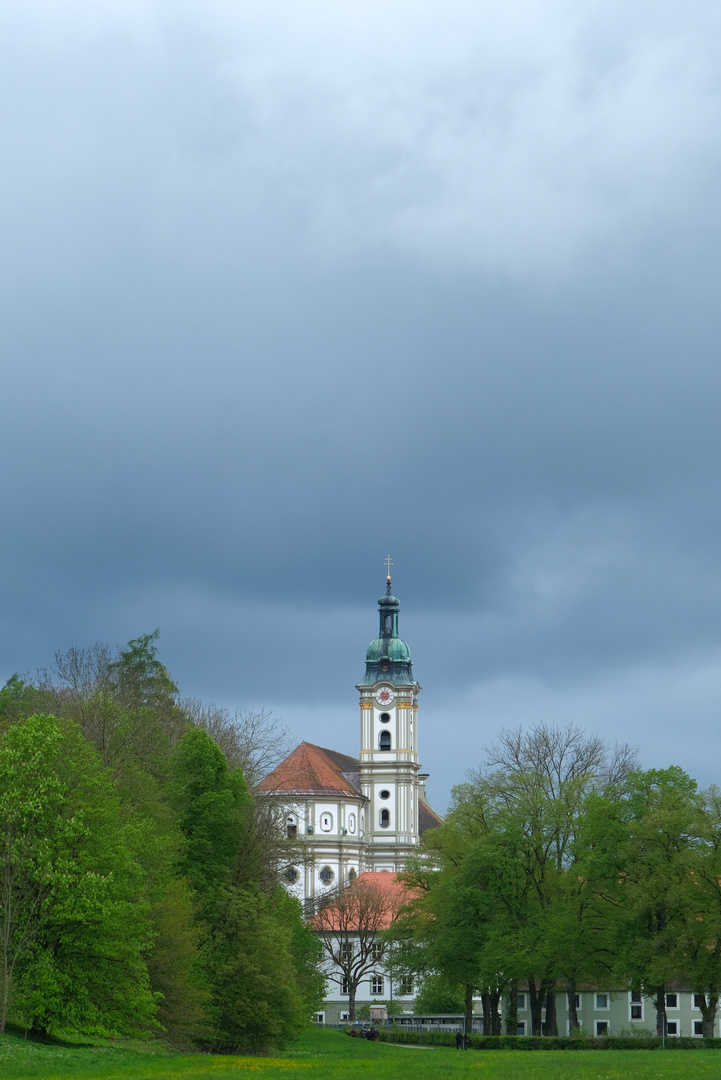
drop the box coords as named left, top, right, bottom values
left=256, top=741, right=362, bottom=797
left=257, top=742, right=444, bottom=832
left=310, top=872, right=413, bottom=930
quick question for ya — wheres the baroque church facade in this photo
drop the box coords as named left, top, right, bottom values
left=258, top=573, right=442, bottom=909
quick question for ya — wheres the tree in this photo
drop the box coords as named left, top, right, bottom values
left=402, top=723, right=637, bottom=1036
left=313, top=875, right=404, bottom=1022
left=0, top=714, right=156, bottom=1035
left=169, top=727, right=320, bottom=1051
left=677, top=785, right=721, bottom=1037
left=0, top=675, right=43, bottom=728
left=596, top=768, right=705, bottom=1038
left=168, top=727, right=255, bottom=905
left=414, top=974, right=466, bottom=1015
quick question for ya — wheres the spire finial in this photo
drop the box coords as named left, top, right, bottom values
left=384, top=554, right=393, bottom=593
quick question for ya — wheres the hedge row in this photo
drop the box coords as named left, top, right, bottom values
left=370, top=1030, right=721, bottom=1051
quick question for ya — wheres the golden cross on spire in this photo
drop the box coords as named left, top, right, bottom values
left=384, top=554, right=393, bottom=581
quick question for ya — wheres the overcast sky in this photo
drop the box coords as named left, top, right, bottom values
left=3, top=0, right=721, bottom=812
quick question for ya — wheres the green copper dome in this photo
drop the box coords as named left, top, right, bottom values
left=358, top=577, right=416, bottom=687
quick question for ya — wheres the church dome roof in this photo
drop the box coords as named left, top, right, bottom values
left=357, top=574, right=416, bottom=687
left=365, top=635, right=411, bottom=663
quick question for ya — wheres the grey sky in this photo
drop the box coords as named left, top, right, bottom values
left=3, top=0, right=721, bottom=811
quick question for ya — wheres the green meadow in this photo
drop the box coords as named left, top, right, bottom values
left=2, top=1028, right=721, bottom=1080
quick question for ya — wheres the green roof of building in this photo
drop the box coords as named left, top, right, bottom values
left=357, top=577, right=416, bottom=687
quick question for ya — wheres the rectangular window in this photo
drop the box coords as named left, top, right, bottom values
left=631, top=991, right=642, bottom=1003
left=666, top=1021, right=678, bottom=1036
left=666, top=993, right=678, bottom=1009
left=695, top=1021, right=704, bottom=1036
left=631, top=1005, right=642, bottom=1020
left=341, top=978, right=349, bottom=995
left=370, top=942, right=384, bottom=962
left=694, top=994, right=704, bottom=1010
left=341, top=943, right=353, bottom=962
left=399, top=976, right=414, bottom=995
left=371, top=976, right=384, bottom=995
left=574, top=994, right=581, bottom=1009
left=517, top=1022, right=526, bottom=1036
left=596, top=1021, right=609, bottom=1036
left=516, top=993, right=526, bottom=1010
left=595, top=994, right=608, bottom=1010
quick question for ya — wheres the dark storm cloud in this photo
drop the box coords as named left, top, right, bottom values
left=3, top=0, right=721, bottom=809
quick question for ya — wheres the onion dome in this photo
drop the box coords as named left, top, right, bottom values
left=358, top=575, right=415, bottom=686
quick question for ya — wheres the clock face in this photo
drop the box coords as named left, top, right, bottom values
left=375, top=686, right=395, bottom=707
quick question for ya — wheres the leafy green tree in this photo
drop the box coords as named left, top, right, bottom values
left=0, top=714, right=156, bottom=1035
left=205, top=887, right=315, bottom=1051
left=145, top=877, right=209, bottom=1044
left=0, top=675, right=43, bottom=728
left=273, top=886, right=325, bottom=1020
left=414, top=974, right=466, bottom=1015
left=677, top=786, right=721, bottom=1037
left=599, top=768, right=706, bottom=1037
left=400, top=724, right=636, bottom=1037
left=169, top=728, right=319, bottom=1050
left=169, top=727, right=255, bottom=903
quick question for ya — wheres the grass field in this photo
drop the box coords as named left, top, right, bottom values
left=2, top=1026, right=721, bottom=1080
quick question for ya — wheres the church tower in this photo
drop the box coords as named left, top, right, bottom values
left=356, top=571, right=422, bottom=870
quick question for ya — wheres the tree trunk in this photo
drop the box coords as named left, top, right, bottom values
left=528, top=977, right=544, bottom=1036
left=696, top=991, right=718, bottom=1038
left=545, top=989, right=558, bottom=1036
left=505, top=982, right=518, bottom=1036
left=464, top=983, right=473, bottom=1035
left=0, top=975, right=7, bottom=1035
left=567, top=980, right=579, bottom=1034
left=481, top=992, right=490, bottom=1035
left=348, top=983, right=356, bottom=1023
left=490, top=989, right=502, bottom=1035
left=654, top=985, right=666, bottom=1039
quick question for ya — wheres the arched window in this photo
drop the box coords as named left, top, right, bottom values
left=287, top=815, right=297, bottom=838
left=380, top=809, right=390, bottom=828
left=348, top=868, right=357, bottom=882
left=379, top=731, right=391, bottom=751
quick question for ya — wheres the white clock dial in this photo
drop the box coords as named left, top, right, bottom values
left=375, top=686, right=395, bottom=707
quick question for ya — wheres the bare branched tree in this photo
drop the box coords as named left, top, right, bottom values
left=313, top=877, right=404, bottom=1022
left=481, top=721, right=638, bottom=803
left=179, top=699, right=291, bottom=787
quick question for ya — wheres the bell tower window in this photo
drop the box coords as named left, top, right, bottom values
left=380, top=809, right=390, bottom=828
left=379, top=731, right=391, bottom=751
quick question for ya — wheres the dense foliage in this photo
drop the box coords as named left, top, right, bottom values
left=392, top=724, right=721, bottom=1039
left=0, top=634, right=322, bottom=1050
